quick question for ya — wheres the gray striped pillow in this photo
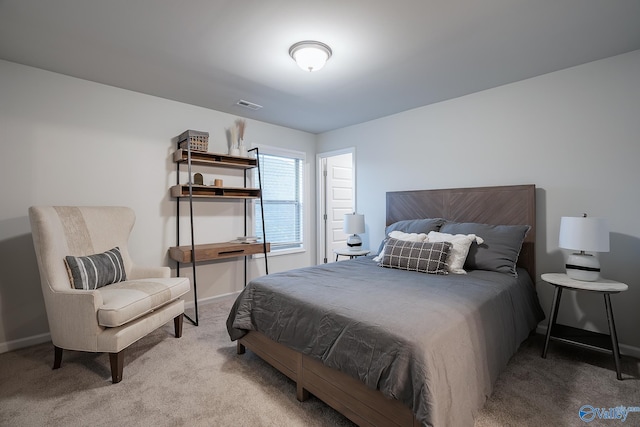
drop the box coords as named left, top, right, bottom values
left=380, top=238, right=451, bottom=274
left=64, top=247, right=127, bottom=290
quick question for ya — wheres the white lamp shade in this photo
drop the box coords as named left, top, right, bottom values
left=559, top=216, right=610, bottom=253
left=344, top=213, right=365, bottom=235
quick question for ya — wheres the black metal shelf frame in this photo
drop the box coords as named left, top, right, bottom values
left=175, top=144, right=268, bottom=326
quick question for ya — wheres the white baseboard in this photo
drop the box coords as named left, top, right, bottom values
left=535, top=325, right=640, bottom=359
left=0, top=332, right=51, bottom=354
left=0, top=292, right=241, bottom=355
left=184, top=290, right=241, bottom=309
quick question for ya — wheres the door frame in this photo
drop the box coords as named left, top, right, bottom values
left=316, top=147, right=356, bottom=265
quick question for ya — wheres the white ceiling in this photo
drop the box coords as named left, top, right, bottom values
left=1, top=0, right=639, bottom=134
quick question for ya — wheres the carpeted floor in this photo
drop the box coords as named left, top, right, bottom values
left=1, top=295, right=638, bottom=427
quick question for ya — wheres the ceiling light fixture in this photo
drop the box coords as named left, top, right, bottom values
left=289, top=41, right=332, bottom=72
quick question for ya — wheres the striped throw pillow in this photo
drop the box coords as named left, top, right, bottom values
left=64, top=247, right=127, bottom=290
left=380, top=238, right=451, bottom=274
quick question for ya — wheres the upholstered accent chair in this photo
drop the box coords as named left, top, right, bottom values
left=28, top=206, right=190, bottom=383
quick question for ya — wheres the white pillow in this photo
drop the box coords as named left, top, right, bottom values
left=426, top=231, right=484, bottom=274
left=389, top=230, right=428, bottom=241
left=373, top=231, right=428, bottom=262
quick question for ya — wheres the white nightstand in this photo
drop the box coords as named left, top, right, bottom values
left=333, top=248, right=370, bottom=262
left=540, top=272, right=628, bottom=380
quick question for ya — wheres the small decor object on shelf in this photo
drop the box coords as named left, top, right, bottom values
left=178, top=129, right=209, bottom=152
left=227, top=118, right=247, bottom=156
left=213, top=178, right=223, bottom=187
left=236, top=118, right=247, bottom=157
left=193, top=173, right=203, bottom=185
left=234, top=236, right=260, bottom=244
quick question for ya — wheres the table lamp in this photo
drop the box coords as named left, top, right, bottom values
left=559, top=214, right=609, bottom=281
left=344, top=213, right=365, bottom=247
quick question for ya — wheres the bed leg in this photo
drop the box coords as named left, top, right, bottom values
left=237, top=341, right=245, bottom=355
left=296, top=383, right=309, bottom=401
left=296, top=353, right=309, bottom=401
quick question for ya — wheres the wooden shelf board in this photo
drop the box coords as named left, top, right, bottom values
left=169, top=242, right=270, bottom=263
left=173, top=149, right=257, bottom=169
left=170, top=184, right=260, bottom=199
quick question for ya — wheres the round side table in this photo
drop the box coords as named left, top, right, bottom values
left=333, top=248, right=370, bottom=262
left=540, top=272, right=628, bottom=380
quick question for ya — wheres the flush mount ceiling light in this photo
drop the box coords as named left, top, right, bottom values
left=289, top=40, right=332, bottom=72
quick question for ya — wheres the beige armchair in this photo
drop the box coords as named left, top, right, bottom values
left=29, top=206, right=190, bottom=383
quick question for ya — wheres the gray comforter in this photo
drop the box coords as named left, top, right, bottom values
left=227, top=257, right=544, bottom=426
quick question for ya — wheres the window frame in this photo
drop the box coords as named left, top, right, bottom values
left=253, top=145, right=307, bottom=257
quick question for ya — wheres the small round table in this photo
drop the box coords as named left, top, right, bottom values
left=333, top=247, right=370, bottom=261
left=540, top=272, right=628, bottom=380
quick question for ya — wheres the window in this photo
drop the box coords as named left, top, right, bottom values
left=254, top=147, right=305, bottom=253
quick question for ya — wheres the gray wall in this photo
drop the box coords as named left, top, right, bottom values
left=318, top=50, right=640, bottom=355
left=0, top=59, right=317, bottom=351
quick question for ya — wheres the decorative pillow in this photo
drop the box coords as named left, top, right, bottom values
left=427, top=231, right=484, bottom=274
left=64, top=247, right=127, bottom=290
left=377, top=218, right=446, bottom=254
left=380, top=238, right=451, bottom=274
left=372, top=230, right=428, bottom=262
left=439, top=222, right=530, bottom=277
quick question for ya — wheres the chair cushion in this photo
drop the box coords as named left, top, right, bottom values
left=97, top=277, right=190, bottom=327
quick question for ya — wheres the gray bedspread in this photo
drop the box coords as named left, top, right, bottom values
left=227, top=257, right=544, bottom=426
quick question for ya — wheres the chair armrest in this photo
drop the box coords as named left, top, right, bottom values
left=46, top=289, right=104, bottom=351
left=129, top=265, right=171, bottom=279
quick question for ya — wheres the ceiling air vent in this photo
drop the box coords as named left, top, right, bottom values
left=236, top=99, right=263, bottom=111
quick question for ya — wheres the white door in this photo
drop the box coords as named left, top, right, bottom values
left=319, top=151, right=354, bottom=263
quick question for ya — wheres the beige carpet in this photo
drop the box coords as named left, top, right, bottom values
left=1, top=295, right=638, bottom=427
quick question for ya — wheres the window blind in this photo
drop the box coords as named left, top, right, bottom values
left=255, top=152, right=304, bottom=251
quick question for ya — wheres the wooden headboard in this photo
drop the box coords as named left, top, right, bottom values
left=386, top=184, right=536, bottom=279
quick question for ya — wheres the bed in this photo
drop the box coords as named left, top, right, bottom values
left=226, top=184, right=544, bottom=426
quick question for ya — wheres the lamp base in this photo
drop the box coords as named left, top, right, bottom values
left=347, top=234, right=362, bottom=247
left=565, top=252, right=600, bottom=281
